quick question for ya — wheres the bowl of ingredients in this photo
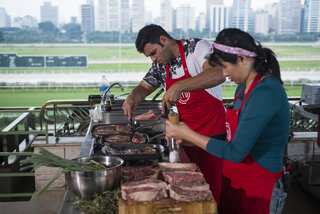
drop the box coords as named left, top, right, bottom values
left=65, top=155, right=124, bottom=198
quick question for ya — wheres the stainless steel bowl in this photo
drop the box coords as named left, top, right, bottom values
left=65, top=155, right=124, bottom=199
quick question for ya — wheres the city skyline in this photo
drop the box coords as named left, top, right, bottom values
left=1, top=0, right=281, bottom=23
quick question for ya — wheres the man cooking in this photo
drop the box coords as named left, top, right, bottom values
left=122, top=24, right=226, bottom=204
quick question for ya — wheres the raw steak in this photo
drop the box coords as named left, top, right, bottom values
left=133, top=110, right=159, bottom=120
left=116, top=124, right=131, bottom=134
left=158, top=162, right=198, bottom=172
left=92, top=125, right=117, bottom=136
left=131, top=132, right=146, bottom=144
left=104, top=145, right=121, bottom=155
left=122, top=149, right=140, bottom=155
left=104, top=135, right=130, bottom=143
left=162, top=171, right=205, bottom=185
left=122, top=166, right=159, bottom=182
left=167, top=183, right=213, bottom=202
left=121, top=178, right=168, bottom=201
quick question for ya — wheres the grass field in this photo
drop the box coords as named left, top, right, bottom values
left=1, top=61, right=319, bottom=73
left=0, top=46, right=144, bottom=60
left=0, top=85, right=302, bottom=107
left=1, top=45, right=320, bottom=59
left=1, top=45, right=319, bottom=73
left=266, top=45, right=320, bottom=58
left=0, top=45, right=315, bottom=107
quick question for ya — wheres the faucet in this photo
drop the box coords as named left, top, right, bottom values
left=100, top=82, right=124, bottom=111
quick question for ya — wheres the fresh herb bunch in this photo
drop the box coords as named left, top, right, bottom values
left=72, top=187, right=120, bottom=214
left=20, top=147, right=107, bottom=194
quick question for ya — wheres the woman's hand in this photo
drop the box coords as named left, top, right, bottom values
left=165, top=120, right=191, bottom=140
left=166, top=120, right=211, bottom=150
left=165, top=138, right=195, bottom=147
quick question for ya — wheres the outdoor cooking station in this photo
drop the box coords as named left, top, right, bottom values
left=58, top=98, right=216, bottom=214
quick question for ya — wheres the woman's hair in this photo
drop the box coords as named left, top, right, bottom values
left=208, top=28, right=283, bottom=84
left=135, top=24, right=173, bottom=53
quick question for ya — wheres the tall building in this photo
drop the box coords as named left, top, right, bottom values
left=12, top=15, right=37, bottom=28
left=206, top=0, right=223, bottom=29
left=145, top=11, right=153, bottom=25
left=209, top=5, right=229, bottom=33
left=97, top=0, right=129, bottom=32
left=254, top=10, right=269, bottom=35
left=277, top=0, right=301, bottom=34
left=303, top=0, right=320, bottom=33
left=160, top=0, right=173, bottom=32
left=131, top=0, right=145, bottom=33
left=196, top=12, right=206, bottom=32
left=265, top=3, right=278, bottom=33
left=22, top=15, right=38, bottom=28
left=13, top=17, right=23, bottom=28
left=81, top=3, right=95, bottom=33
left=176, top=5, right=195, bottom=32
left=230, top=0, right=254, bottom=32
left=97, top=0, right=107, bottom=31
left=0, top=7, right=11, bottom=27
left=40, top=2, right=58, bottom=27
left=107, top=0, right=120, bottom=31
left=71, top=17, right=77, bottom=24
left=301, top=3, right=308, bottom=33
left=121, top=0, right=130, bottom=32
left=172, top=9, right=177, bottom=30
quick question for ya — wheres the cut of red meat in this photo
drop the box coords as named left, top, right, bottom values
left=92, top=125, right=117, bottom=136
left=122, top=166, right=159, bottom=183
left=116, top=124, right=131, bottom=134
left=162, top=171, right=205, bottom=185
left=133, top=110, right=159, bottom=120
left=167, top=183, right=213, bottom=202
left=104, top=135, right=131, bottom=143
left=121, top=178, right=168, bottom=201
left=131, top=132, right=146, bottom=144
left=158, top=162, right=198, bottom=172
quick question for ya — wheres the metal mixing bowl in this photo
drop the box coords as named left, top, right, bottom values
left=65, top=155, right=124, bottom=199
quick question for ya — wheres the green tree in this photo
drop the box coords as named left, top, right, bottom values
left=0, top=31, right=4, bottom=42
left=62, top=23, right=82, bottom=41
left=38, top=21, right=59, bottom=35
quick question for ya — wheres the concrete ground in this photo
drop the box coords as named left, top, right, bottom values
left=0, top=180, right=319, bottom=214
left=283, top=179, right=320, bottom=214
left=0, top=190, right=66, bottom=214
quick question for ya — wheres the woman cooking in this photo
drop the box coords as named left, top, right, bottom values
left=165, top=28, right=290, bottom=214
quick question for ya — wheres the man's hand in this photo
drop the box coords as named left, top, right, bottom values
left=121, top=81, right=158, bottom=120
left=161, top=82, right=182, bottom=113
left=122, top=95, right=136, bottom=120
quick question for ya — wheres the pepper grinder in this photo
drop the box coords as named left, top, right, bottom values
left=168, top=106, right=180, bottom=163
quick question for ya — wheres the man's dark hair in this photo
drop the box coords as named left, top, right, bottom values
left=135, top=24, right=173, bottom=53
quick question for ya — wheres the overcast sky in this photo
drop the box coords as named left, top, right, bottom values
left=1, top=0, right=282, bottom=23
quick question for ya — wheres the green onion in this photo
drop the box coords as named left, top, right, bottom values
left=20, top=148, right=107, bottom=194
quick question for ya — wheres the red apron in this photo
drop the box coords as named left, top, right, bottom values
left=219, top=74, right=283, bottom=214
left=166, top=40, right=226, bottom=205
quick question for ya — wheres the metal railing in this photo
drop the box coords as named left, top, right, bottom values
left=40, top=100, right=96, bottom=138
left=0, top=107, right=48, bottom=200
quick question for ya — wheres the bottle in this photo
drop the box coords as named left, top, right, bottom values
left=99, top=75, right=110, bottom=96
left=168, top=105, right=180, bottom=163
left=105, top=97, right=112, bottom=111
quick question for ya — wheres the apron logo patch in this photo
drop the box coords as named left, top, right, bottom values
left=179, top=92, right=191, bottom=105
left=226, top=122, right=232, bottom=142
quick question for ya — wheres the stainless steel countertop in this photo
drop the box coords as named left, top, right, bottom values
left=59, top=121, right=95, bottom=214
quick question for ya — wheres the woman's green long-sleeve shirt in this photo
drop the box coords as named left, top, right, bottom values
left=206, top=76, right=290, bottom=173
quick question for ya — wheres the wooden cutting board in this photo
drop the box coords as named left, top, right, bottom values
left=118, top=198, right=217, bottom=214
